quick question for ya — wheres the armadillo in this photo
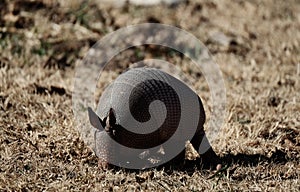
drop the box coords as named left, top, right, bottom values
left=88, top=68, right=220, bottom=169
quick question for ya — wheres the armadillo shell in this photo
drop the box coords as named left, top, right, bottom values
left=95, top=68, right=206, bottom=168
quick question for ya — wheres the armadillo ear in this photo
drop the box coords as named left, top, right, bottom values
left=88, top=107, right=104, bottom=131
left=106, top=108, right=116, bottom=127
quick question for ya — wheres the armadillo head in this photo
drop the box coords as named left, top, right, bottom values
left=88, top=107, right=120, bottom=164
left=88, top=107, right=120, bottom=139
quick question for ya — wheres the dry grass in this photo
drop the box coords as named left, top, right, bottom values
left=0, top=0, right=299, bottom=191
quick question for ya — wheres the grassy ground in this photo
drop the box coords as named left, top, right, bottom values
left=0, top=0, right=299, bottom=191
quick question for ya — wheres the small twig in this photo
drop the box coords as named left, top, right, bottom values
left=207, top=164, right=229, bottom=179
left=157, top=180, right=171, bottom=191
